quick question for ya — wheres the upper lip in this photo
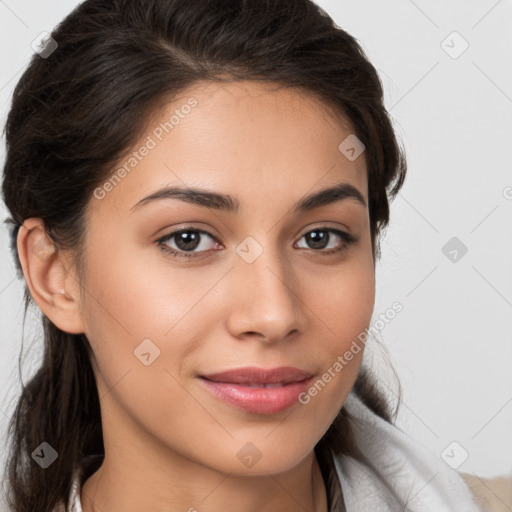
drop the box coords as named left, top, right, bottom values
left=200, top=366, right=313, bottom=385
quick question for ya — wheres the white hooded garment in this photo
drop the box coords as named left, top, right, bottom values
left=335, top=391, right=484, bottom=511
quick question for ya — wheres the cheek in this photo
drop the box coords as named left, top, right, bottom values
left=80, top=233, right=217, bottom=346
left=328, top=264, right=375, bottom=353
left=306, top=246, right=375, bottom=352
left=298, top=252, right=375, bottom=412
left=77, top=242, right=231, bottom=455
left=78, top=234, right=241, bottom=426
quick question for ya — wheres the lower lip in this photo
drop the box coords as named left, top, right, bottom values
left=198, top=377, right=313, bottom=415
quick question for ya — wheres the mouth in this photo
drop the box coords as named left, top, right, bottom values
left=198, top=366, right=314, bottom=415
left=200, top=366, right=313, bottom=385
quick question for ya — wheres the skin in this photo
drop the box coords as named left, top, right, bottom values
left=18, top=80, right=375, bottom=512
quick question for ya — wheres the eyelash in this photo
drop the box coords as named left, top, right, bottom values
left=155, top=225, right=358, bottom=260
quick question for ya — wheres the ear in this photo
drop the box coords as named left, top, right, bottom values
left=17, top=218, right=86, bottom=334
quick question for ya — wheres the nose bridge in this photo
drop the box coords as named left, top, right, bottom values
left=227, top=234, right=305, bottom=340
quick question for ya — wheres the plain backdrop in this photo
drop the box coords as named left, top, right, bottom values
left=0, top=0, right=511, bottom=499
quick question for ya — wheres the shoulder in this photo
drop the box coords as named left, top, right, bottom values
left=460, top=472, right=512, bottom=512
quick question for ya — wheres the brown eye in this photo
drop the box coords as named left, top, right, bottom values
left=296, top=228, right=357, bottom=254
left=156, top=228, right=220, bottom=259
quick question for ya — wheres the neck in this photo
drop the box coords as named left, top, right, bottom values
left=81, top=449, right=329, bottom=512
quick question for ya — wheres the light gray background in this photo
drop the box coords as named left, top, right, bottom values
left=1, top=1, right=511, bottom=499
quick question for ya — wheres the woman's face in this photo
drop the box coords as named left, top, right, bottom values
left=75, top=80, right=374, bottom=476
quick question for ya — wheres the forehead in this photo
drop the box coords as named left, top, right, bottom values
left=90, top=80, right=368, bottom=219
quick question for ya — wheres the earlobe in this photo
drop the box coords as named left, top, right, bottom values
left=17, top=218, right=86, bottom=334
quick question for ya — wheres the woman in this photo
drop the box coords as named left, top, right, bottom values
left=1, top=0, right=488, bottom=510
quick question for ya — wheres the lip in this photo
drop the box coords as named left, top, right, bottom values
left=198, top=366, right=314, bottom=415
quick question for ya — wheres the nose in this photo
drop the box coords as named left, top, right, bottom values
left=225, top=244, right=308, bottom=344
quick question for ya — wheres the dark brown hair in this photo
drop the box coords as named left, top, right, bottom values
left=2, top=1, right=406, bottom=510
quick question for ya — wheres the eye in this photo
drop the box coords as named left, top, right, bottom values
left=156, top=227, right=221, bottom=260
left=155, top=226, right=358, bottom=260
left=295, top=227, right=357, bottom=255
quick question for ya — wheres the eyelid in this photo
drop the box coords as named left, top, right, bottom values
left=155, top=222, right=221, bottom=239
left=296, top=221, right=352, bottom=237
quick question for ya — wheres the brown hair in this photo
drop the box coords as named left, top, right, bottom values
left=2, top=1, right=406, bottom=510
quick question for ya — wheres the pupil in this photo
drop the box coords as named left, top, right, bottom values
left=306, top=230, right=328, bottom=249
left=176, top=231, right=199, bottom=251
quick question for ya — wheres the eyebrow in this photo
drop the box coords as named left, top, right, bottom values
left=130, top=181, right=367, bottom=214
